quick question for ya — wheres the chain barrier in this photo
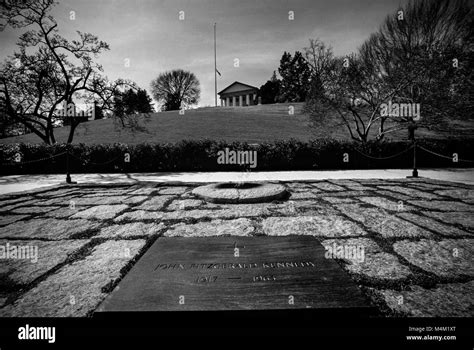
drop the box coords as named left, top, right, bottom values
left=350, top=145, right=414, bottom=160
left=1, top=151, right=67, bottom=166
left=0, top=151, right=121, bottom=167
left=1, top=144, right=472, bottom=167
left=68, top=153, right=121, bottom=166
left=417, top=145, right=474, bottom=163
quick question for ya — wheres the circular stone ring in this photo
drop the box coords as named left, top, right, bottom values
left=192, top=182, right=288, bottom=204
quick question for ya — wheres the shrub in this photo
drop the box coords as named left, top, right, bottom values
left=0, top=138, right=472, bottom=175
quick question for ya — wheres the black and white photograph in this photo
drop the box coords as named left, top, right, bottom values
left=0, top=0, right=473, bottom=346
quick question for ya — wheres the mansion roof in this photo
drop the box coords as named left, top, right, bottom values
left=218, top=81, right=259, bottom=96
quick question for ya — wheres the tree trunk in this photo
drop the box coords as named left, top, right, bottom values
left=66, top=121, right=78, bottom=144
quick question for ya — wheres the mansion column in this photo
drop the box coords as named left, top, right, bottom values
left=226, top=97, right=229, bottom=107
left=232, top=96, right=236, bottom=107
left=246, top=94, right=250, bottom=106
left=239, top=95, right=243, bottom=107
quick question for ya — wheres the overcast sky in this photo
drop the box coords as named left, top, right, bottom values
left=0, top=0, right=408, bottom=107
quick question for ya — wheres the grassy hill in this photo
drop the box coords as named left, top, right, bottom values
left=1, top=102, right=473, bottom=145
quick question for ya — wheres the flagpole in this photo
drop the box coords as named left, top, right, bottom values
left=214, top=22, right=217, bottom=107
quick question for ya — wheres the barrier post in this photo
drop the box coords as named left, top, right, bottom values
left=407, top=121, right=418, bottom=178
left=65, top=145, right=77, bottom=184
left=412, top=140, right=418, bottom=178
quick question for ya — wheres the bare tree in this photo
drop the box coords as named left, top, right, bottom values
left=361, top=0, right=473, bottom=126
left=304, top=39, right=334, bottom=90
left=308, top=54, right=412, bottom=143
left=0, top=0, right=137, bottom=144
left=306, top=0, right=473, bottom=143
left=150, top=69, right=200, bottom=111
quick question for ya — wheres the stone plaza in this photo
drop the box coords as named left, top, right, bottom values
left=0, top=178, right=472, bottom=317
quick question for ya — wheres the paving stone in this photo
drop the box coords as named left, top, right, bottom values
left=374, top=190, right=413, bottom=202
left=385, top=179, right=427, bottom=184
left=0, top=218, right=100, bottom=240
left=331, top=180, right=368, bottom=191
left=434, top=188, right=474, bottom=200
left=419, top=179, right=458, bottom=186
left=79, top=189, right=134, bottom=197
left=336, top=204, right=432, bottom=238
left=43, top=207, right=80, bottom=219
left=262, top=216, right=366, bottom=237
left=377, top=186, right=440, bottom=200
left=257, top=200, right=311, bottom=215
left=97, top=222, right=165, bottom=238
left=284, top=201, right=339, bottom=214
left=0, top=239, right=89, bottom=285
left=0, top=202, right=33, bottom=212
left=356, top=179, right=395, bottom=186
left=134, top=195, right=174, bottom=210
left=311, top=182, right=345, bottom=191
left=167, top=199, right=204, bottom=210
left=408, top=182, right=453, bottom=190
left=327, top=180, right=353, bottom=186
left=347, top=184, right=371, bottom=191
left=11, top=206, right=60, bottom=215
left=54, top=196, right=130, bottom=206
left=194, top=206, right=268, bottom=220
left=126, top=187, right=159, bottom=196
left=322, top=197, right=357, bottom=204
left=371, top=281, right=474, bottom=317
left=36, top=197, right=76, bottom=206
left=164, top=218, right=255, bottom=237
left=180, top=192, right=196, bottom=199
left=114, top=210, right=163, bottom=222
left=35, top=188, right=79, bottom=197
left=320, top=190, right=369, bottom=198
left=321, top=238, right=412, bottom=280
left=393, top=239, right=474, bottom=278
left=81, top=192, right=130, bottom=198
left=0, top=240, right=146, bottom=317
left=299, top=205, right=343, bottom=217
left=0, top=215, right=29, bottom=226
left=158, top=187, right=189, bottom=195
left=408, top=200, right=473, bottom=212
left=70, top=205, right=129, bottom=220
left=289, top=191, right=321, bottom=199
left=149, top=205, right=275, bottom=221
left=124, top=196, right=149, bottom=204
left=284, top=183, right=317, bottom=192
left=0, top=196, right=35, bottom=207
left=423, top=211, right=474, bottom=230
left=283, top=200, right=324, bottom=209
left=397, top=213, right=471, bottom=237
left=358, top=197, right=413, bottom=211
